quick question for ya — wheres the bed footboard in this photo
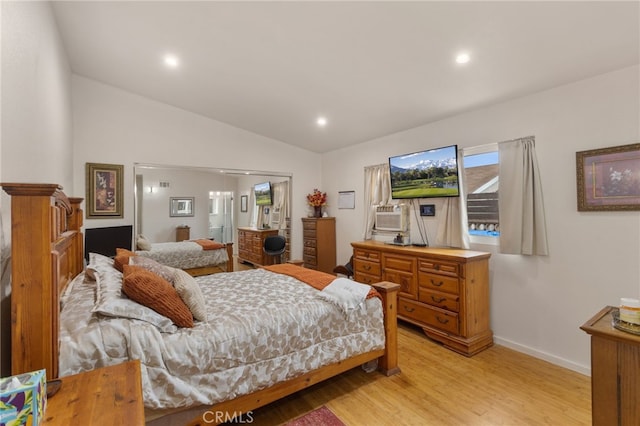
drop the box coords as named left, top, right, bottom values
left=173, top=280, right=400, bottom=426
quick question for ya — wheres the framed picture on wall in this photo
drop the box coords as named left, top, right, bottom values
left=86, top=162, right=124, bottom=218
left=576, top=142, right=640, bottom=211
left=170, top=197, right=194, bottom=217
left=240, top=195, right=248, bottom=212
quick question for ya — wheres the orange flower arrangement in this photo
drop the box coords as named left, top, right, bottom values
left=306, top=189, right=327, bottom=207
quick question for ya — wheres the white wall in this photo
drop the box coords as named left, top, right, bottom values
left=71, top=76, right=322, bottom=260
left=323, top=65, right=640, bottom=374
left=138, top=167, right=239, bottom=243
left=0, top=1, right=73, bottom=375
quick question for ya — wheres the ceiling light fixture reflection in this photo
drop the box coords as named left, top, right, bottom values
left=316, top=117, right=327, bottom=127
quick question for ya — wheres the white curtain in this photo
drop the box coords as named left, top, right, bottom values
left=436, top=149, right=470, bottom=248
left=498, top=136, right=549, bottom=255
left=271, top=180, right=290, bottom=230
left=362, top=163, right=391, bottom=239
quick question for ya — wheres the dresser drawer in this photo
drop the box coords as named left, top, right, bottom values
left=419, top=272, right=459, bottom=295
left=419, top=288, right=460, bottom=312
left=303, top=254, right=317, bottom=268
left=354, top=259, right=381, bottom=277
left=418, top=258, right=459, bottom=277
left=383, top=254, right=415, bottom=273
left=303, top=238, right=316, bottom=248
left=302, top=220, right=317, bottom=230
left=354, top=249, right=380, bottom=263
left=399, top=299, right=459, bottom=335
left=303, top=230, right=317, bottom=239
left=354, top=271, right=380, bottom=285
left=384, top=269, right=416, bottom=299
left=303, top=246, right=317, bottom=257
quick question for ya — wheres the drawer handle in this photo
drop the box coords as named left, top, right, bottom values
left=430, top=279, right=444, bottom=287
left=363, top=264, right=371, bottom=271
left=403, top=306, right=415, bottom=313
left=436, top=316, right=449, bottom=324
left=434, top=264, right=440, bottom=270
left=431, top=296, right=446, bottom=303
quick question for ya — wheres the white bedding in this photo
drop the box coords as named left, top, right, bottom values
left=59, top=268, right=385, bottom=409
left=135, top=241, right=228, bottom=269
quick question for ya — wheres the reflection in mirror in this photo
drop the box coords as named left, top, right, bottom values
left=134, top=164, right=292, bottom=259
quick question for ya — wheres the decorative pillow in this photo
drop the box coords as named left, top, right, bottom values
left=114, top=248, right=137, bottom=272
left=171, top=268, right=208, bottom=322
left=91, top=258, right=177, bottom=333
left=129, top=256, right=174, bottom=282
left=122, top=265, right=194, bottom=328
left=86, top=252, right=115, bottom=281
left=136, top=234, right=152, bottom=251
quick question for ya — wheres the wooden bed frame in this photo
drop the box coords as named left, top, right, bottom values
left=182, top=242, right=234, bottom=277
left=3, top=182, right=400, bottom=425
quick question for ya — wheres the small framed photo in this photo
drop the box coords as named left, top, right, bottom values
left=338, top=191, right=355, bottom=209
left=170, top=197, right=194, bottom=217
left=576, top=142, right=640, bottom=211
left=240, top=195, right=248, bottom=213
left=86, top=162, right=124, bottom=218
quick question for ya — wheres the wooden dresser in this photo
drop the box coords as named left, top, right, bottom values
left=302, top=217, right=336, bottom=274
left=351, top=240, right=493, bottom=356
left=176, top=225, right=190, bottom=242
left=237, top=227, right=279, bottom=266
left=581, top=306, right=640, bottom=426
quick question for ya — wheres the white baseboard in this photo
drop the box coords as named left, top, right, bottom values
left=494, top=336, right=591, bottom=377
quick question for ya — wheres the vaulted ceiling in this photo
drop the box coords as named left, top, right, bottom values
left=52, top=1, right=639, bottom=153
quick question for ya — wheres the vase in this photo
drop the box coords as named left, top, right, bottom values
left=313, top=206, right=322, bottom=218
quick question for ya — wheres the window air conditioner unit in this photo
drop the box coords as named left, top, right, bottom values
left=375, top=204, right=408, bottom=232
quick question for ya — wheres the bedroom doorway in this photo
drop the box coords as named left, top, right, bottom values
left=209, top=191, right=233, bottom=243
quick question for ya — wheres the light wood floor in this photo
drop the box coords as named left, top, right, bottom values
left=233, top=259, right=592, bottom=425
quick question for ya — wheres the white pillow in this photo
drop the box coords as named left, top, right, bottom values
left=171, top=268, right=208, bottom=322
left=136, top=234, right=152, bottom=251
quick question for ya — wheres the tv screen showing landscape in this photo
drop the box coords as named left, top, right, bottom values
left=254, top=181, right=273, bottom=205
left=389, top=145, right=460, bottom=199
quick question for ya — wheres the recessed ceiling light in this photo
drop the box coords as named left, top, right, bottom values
left=456, top=52, right=470, bottom=64
left=164, top=54, right=180, bottom=68
left=316, top=117, right=327, bottom=127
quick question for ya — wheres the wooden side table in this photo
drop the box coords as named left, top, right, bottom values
left=581, top=306, right=640, bottom=426
left=176, top=225, right=190, bottom=242
left=43, top=360, right=144, bottom=425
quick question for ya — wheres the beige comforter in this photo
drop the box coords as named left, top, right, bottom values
left=59, top=268, right=385, bottom=409
left=135, top=241, right=228, bottom=269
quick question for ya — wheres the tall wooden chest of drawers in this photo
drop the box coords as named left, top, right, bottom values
left=302, top=217, right=336, bottom=274
left=237, top=227, right=279, bottom=266
left=351, top=240, right=493, bottom=356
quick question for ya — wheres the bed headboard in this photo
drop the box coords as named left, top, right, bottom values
left=85, top=225, right=132, bottom=261
left=2, top=183, right=83, bottom=379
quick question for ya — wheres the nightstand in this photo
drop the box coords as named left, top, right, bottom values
left=43, top=360, right=144, bottom=425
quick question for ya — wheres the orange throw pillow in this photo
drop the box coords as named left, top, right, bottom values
left=122, top=265, right=194, bottom=328
left=114, top=248, right=137, bottom=272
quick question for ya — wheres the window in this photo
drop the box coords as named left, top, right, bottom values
left=463, top=144, right=499, bottom=241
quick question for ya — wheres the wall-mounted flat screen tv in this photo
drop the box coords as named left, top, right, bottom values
left=389, top=144, right=460, bottom=199
left=254, top=181, right=273, bottom=205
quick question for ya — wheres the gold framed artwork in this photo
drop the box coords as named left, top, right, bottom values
left=85, top=162, right=124, bottom=218
left=576, top=142, right=640, bottom=211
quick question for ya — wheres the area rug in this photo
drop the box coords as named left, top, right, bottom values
left=284, top=406, right=346, bottom=426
